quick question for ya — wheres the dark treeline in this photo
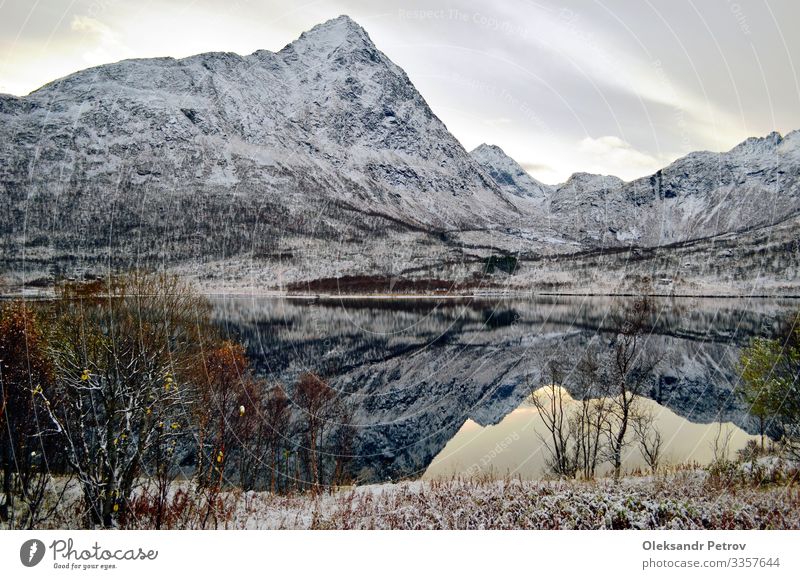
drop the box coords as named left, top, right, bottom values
left=0, top=272, right=355, bottom=529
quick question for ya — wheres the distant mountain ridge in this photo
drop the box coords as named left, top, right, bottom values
left=475, top=130, right=800, bottom=247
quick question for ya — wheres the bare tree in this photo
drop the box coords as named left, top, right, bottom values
left=194, top=340, right=250, bottom=488
left=601, top=296, right=660, bottom=479
left=571, top=346, right=610, bottom=479
left=328, top=403, right=356, bottom=490
left=0, top=301, right=55, bottom=528
left=234, top=376, right=285, bottom=492
left=526, top=297, right=661, bottom=480
left=528, top=356, right=578, bottom=478
left=294, top=373, right=337, bottom=492
left=710, top=397, right=735, bottom=465
left=632, top=407, right=663, bottom=473
left=261, top=385, right=291, bottom=493
left=293, top=373, right=353, bottom=493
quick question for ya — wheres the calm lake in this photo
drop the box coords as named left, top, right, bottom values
left=211, top=295, right=797, bottom=482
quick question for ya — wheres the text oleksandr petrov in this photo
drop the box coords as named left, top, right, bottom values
left=643, top=540, right=746, bottom=552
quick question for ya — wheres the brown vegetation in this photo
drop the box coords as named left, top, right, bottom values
left=0, top=272, right=355, bottom=529
left=287, top=275, right=495, bottom=294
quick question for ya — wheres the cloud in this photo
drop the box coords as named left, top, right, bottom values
left=482, top=116, right=513, bottom=126
left=519, top=161, right=553, bottom=173
left=486, top=2, right=745, bottom=148
left=578, top=135, right=664, bottom=177
left=70, top=15, right=131, bottom=65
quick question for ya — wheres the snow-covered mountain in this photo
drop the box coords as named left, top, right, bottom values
left=470, top=143, right=552, bottom=200
left=0, top=15, right=524, bottom=287
left=0, top=14, right=799, bottom=294
left=619, top=130, right=800, bottom=245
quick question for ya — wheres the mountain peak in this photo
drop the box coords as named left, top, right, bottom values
left=470, top=143, right=552, bottom=200
left=286, top=14, right=376, bottom=57
left=473, top=143, right=505, bottom=155
left=307, top=14, right=368, bottom=36
left=324, top=14, right=362, bottom=29
left=560, top=172, right=623, bottom=192
left=729, top=130, right=783, bottom=156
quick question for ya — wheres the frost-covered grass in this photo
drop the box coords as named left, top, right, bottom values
left=10, top=464, right=798, bottom=530
left=243, top=471, right=799, bottom=530
left=230, top=463, right=800, bottom=529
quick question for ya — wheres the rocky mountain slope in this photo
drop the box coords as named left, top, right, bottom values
left=485, top=131, right=800, bottom=247
left=469, top=131, right=800, bottom=295
left=0, top=15, right=523, bottom=288
left=475, top=132, right=800, bottom=248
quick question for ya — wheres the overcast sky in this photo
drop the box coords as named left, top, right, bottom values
left=1, top=0, right=798, bottom=183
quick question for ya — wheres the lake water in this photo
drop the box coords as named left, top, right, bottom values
left=212, top=295, right=797, bottom=482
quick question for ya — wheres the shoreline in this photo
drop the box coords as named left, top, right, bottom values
left=3, top=288, right=800, bottom=301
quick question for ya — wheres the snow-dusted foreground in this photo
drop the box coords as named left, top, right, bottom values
left=9, top=460, right=797, bottom=530
left=231, top=473, right=797, bottom=530
left=13, top=476, right=800, bottom=530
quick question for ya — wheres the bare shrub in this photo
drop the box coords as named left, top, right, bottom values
left=528, top=356, right=578, bottom=478
left=38, top=273, right=212, bottom=528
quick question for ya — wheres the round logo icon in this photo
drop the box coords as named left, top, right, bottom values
left=20, top=539, right=46, bottom=567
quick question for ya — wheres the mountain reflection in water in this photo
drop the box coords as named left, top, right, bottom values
left=211, top=295, right=796, bottom=483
